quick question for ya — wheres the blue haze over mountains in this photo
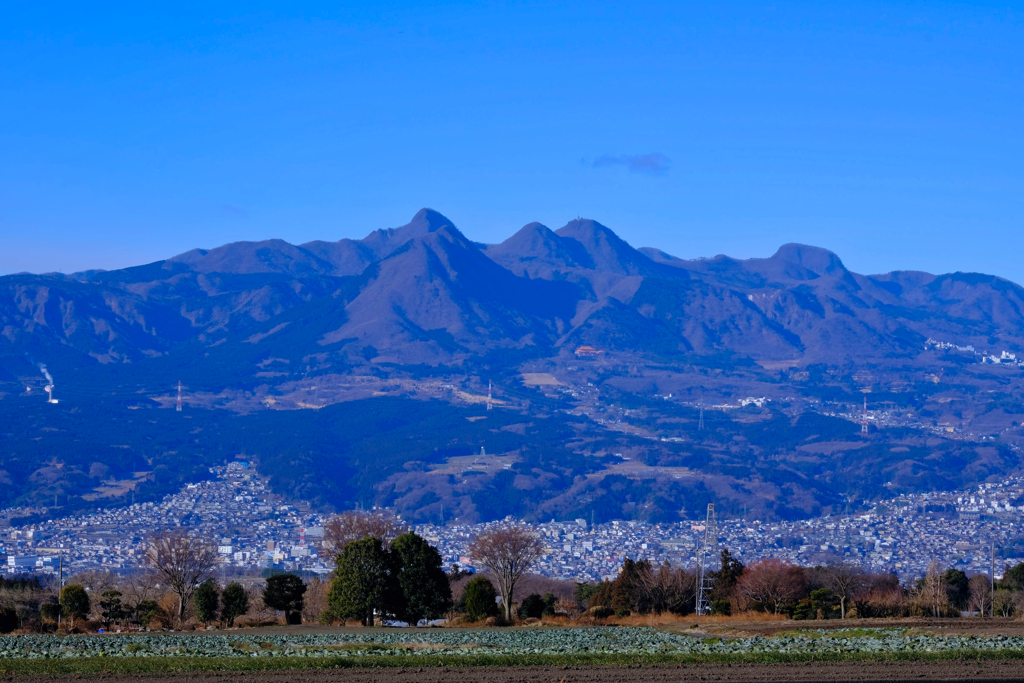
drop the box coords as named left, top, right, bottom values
left=1, top=209, right=1023, bottom=525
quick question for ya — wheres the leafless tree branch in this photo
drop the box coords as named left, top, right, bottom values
left=146, top=532, right=218, bottom=619
left=468, top=525, right=545, bottom=621
left=323, top=510, right=408, bottom=555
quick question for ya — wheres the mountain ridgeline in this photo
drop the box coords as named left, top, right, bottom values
left=3, top=209, right=1024, bottom=524
left=3, top=208, right=1023, bottom=381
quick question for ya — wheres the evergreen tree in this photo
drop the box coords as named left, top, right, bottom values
left=391, top=531, right=453, bottom=626
left=1004, top=562, right=1024, bottom=591
left=517, top=593, right=557, bottom=619
left=263, top=573, right=307, bottom=624
left=585, top=559, right=654, bottom=614
left=329, top=537, right=401, bottom=626
left=59, top=584, right=90, bottom=625
left=618, top=558, right=654, bottom=614
left=711, top=549, right=745, bottom=603
left=447, top=563, right=471, bottom=583
left=40, top=601, right=61, bottom=624
left=462, top=576, right=498, bottom=621
left=942, top=568, right=970, bottom=610
left=220, top=582, right=249, bottom=627
left=136, top=599, right=161, bottom=627
left=574, top=582, right=600, bottom=608
left=99, top=590, right=125, bottom=626
left=194, top=578, right=220, bottom=626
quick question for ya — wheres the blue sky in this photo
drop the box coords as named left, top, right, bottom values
left=2, top=2, right=1022, bottom=281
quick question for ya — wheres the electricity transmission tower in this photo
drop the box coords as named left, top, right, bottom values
left=695, top=503, right=718, bottom=616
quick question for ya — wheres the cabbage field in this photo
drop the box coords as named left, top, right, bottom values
left=2, top=627, right=1024, bottom=661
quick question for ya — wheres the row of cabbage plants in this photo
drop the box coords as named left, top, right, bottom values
left=1, top=628, right=1023, bottom=659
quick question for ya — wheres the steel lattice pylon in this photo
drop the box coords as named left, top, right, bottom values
left=695, top=503, right=719, bottom=616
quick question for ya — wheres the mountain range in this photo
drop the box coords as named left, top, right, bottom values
left=3, top=208, right=1023, bottom=386
left=3, top=209, right=1024, bottom=523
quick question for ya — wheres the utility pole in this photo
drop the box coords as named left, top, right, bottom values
left=176, top=381, right=182, bottom=412
left=487, top=380, right=492, bottom=411
left=991, top=545, right=996, bottom=618
left=58, top=552, right=63, bottom=627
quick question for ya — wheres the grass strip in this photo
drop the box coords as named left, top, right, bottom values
left=3, top=649, right=1024, bottom=675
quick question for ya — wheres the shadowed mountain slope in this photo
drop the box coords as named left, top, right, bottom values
left=3, top=209, right=1024, bottom=386
left=315, top=221, right=580, bottom=363
left=5, top=210, right=1024, bottom=526
left=644, top=243, right=1024, bottom=359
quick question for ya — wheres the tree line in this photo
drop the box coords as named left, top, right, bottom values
left=577, top=550, right=1024, bottom=620
left=7, top=513, right=1024, bottom=633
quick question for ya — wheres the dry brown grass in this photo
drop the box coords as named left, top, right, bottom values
left=691, top=612, right=791, bottom=623
left=443, top=617, right=497, bottom=628
left=440, top=610, right=790, bottom=629
left=585, top=612, right=785, bottom=627
left=531, top=611, right=789, bottom=628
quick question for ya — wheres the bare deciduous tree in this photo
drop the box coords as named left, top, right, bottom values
left=993, top=588, right=1015, bottom=617
left=67, top=569, right=119, bottom=595
left=968, top=573, right=992, bottom=616
left=1011, top=589, right=1024, bottom=617
left=0, top=580, right=49, bottom=630
left=555, top=598, right=582, bottom=620
left=245, top=583, right=276, bottom=624
left=736, top=559, right=804, bottom=614
left=323, top=510, right=408, bottom=555
left=469, top=526, right=545, bottom=621
left=146, top=532, right=218, bottom=619
left=854, top=574, right=909, bottom=619
left=918, top=561, right=949, bottom=617
left=820, top=562, right=865, bottom=619
left=301, top=576, right=331, bottom=624
left=120, top=571, right=163, bottom=624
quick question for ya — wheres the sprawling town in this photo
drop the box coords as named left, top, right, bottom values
left=4, top=461, right=1023, bottom=583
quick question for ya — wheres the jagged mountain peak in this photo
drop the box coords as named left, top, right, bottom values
left=410, top=207, right=456, bottom=231
left=378, top=218, right=479, bottom=269
left=7, top=208, right=1024, bottom=387
left=360, top=208, right=463, bottom=258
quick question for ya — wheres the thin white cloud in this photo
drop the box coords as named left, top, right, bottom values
left=593, top=153, right=670, bottom=176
